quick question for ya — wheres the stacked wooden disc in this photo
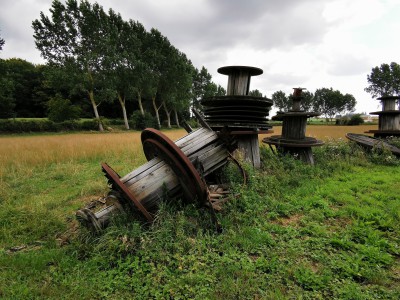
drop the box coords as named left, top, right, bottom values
left=365, top=96, right=400, bottom=138
left=201, top=66, right=273, bottom=168
left=202, top=95, right=272, bottom=131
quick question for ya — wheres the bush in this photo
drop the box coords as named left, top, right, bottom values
left=336, top=114, right=364, bottom=126
left=47, top=95, right=81, bottom=122
left=347, top=114, right=364, bottom=126
left=130, top=111, right=157, bottom=130
left=0, top=119, right=98, bottom=133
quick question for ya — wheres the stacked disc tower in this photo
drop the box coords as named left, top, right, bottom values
left=201, top=66, right=273, bottom=168
left=262, top=88, right=324, bottom=165
left=365, top=95, right=400, bottom=138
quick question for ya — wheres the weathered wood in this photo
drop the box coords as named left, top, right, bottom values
left=368, top=96, right=400, bottom=137
left=236, top=134, right=260, bottom=168
left=379, top=114, right=400, bottom=131
left=346, top=133, right=400, bottom=156
left=282, top=116, right=307, bottom=140
left=382, top=99, right=396, bottom=111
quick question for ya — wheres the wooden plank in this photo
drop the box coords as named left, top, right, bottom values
left=121, top=157, right=162, bottom=183
left=127, top=164, right=179, bottom=200
left=181, top=132, right=219, bottom=156
left=123, top=159, right=166, bottom=187
left=175, top=127, right=208, bottom=147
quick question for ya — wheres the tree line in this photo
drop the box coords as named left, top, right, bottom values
left=31, top=0, right=225, bottom=131
left=272, top=88, right=357, bottom=121
left=1, top=0, right=399, bottom=130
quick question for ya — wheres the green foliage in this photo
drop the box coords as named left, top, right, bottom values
left=347, top=114, right=365, bottom=125
left=0, top=34, right=4, bottom=51
left=47, top=95, right=81, bottom=122
left=314, top=87, right=357, bottom=120
left=338, top=114, right=365, bottom=125
left=130, top=111, right=157, bottom=130
left=249, top=89, right=263, bottom=97
left=365, top=62, right=400, bottom=98
left=32, top=1, right=202, bottom=131
left=272, top=90, right=290, bottom=112
left=0, top=119, right=98, bottom=133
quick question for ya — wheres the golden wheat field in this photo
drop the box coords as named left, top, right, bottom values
left=259, top=124, right=377, bottom=142
left=0, top=125, right=377, bottom=176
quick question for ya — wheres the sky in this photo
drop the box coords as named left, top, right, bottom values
left=1, top=0, right=399, bottom=114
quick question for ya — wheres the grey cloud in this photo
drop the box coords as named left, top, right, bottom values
left=327, top=53, right=371, bottom=76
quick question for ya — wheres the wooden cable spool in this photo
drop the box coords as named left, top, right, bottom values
left=365, top=96, right=400, bottom=138
left=76, top=127, right=234, bottom=231
left=262, top=88, right=324, bottom=165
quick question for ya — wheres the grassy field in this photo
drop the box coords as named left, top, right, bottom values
left=1, top=125, right=399, bottom=299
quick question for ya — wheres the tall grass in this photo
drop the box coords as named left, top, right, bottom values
left=0, top=130, right=186, bottom=178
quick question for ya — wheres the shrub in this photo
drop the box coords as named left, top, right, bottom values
left=47, top=95, right=81, bottom=122
left=0, top=119, right=98, bottom=133
left=347, top=114, right=364, bottom=126
left=130, top=111, right=157, bottom=130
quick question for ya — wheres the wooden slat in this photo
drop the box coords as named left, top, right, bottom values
left=121, top=157, right=162, bottom=183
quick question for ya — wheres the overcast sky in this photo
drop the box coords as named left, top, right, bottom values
left=1, top=0, right=399, bottom=114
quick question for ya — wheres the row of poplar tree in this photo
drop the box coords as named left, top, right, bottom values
left=30, top=0, right=225, bottom=131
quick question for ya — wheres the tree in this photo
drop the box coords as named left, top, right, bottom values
left=0, top=58, right=46, bottom=117
left=0, top=32, right=4, bottom=51
left=216, top=85, right=226, bottom=96
left=300, top=90, right=314, bottom=111
left=0, top=59, right=15, bottom=118
left=365, top=62, right=400, bottom=98
left=103, top=11, right=141, bottom=129
left=192, top=66, right=218, bottom=111
left=313, top=88, right=356, bottom=121
left=160, top=50, right=194, bottom=128
left=249, top=89, right=263, bottom=97
left=33, top=0, right=114, bottom=131
left=272, top=90, right=290, bottom=112
left=47, top=94, right=81, bottom=122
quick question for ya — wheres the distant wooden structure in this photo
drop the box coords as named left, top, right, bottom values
left=262, top=88, right=324, bottom=165
left=365, top=96, right=400, bottom=137
left=201, top=66, right=273, bottom=168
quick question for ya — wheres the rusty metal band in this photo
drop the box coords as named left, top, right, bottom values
left=141, top=128, right=207, bottom=204
left=101, top=162, right=154, bottom=222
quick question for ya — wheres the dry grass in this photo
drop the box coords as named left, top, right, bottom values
left=0, top=130, right=187, bottom=178
left=0, top=125, right=377, bottom=178
left=259, top=124, right=378, bottom=142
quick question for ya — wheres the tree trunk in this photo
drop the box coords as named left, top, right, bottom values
left=137, top=91, right=144, bottom=116
left=174, top=108, right=180, bottom=128
left=89, top=90, right=104, bottom=131
left=152, top=95, right=161, bottom=129
left=118, top=93, right=129, bottom=130
left=162, top=101, right=171, bottom=129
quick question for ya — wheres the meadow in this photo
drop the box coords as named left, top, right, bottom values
left=1, top=124, right=399, bottom=299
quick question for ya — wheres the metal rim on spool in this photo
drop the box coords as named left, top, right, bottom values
left=141, top=128, right=207, bottom=204
left=101, top=162, right=154, bottom=222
